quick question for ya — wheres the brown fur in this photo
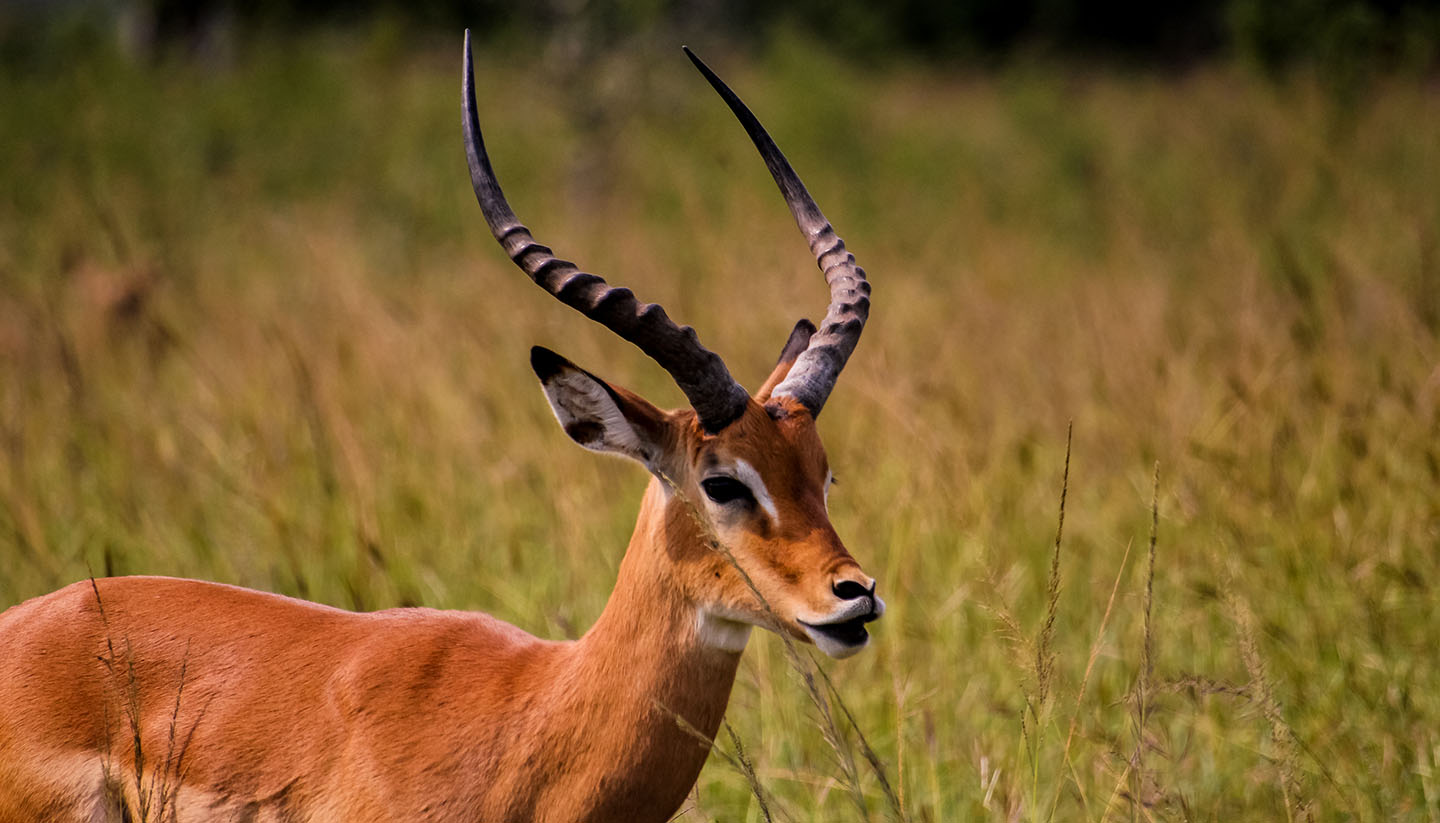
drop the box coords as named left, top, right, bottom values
left=0, top=392, right=877, bottom=822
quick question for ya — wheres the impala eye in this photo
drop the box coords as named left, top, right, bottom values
left=701, top=476, right=754, bottom=506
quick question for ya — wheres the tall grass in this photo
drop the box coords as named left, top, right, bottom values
left=2, top=29, right=1438, bottom=820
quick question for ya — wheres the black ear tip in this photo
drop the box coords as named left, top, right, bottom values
left=529, top=346, right=570, bottom=380
left=775, top=318, right=815, bottom=365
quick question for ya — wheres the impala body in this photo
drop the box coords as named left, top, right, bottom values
left=0, top=33, right=881, bottom=823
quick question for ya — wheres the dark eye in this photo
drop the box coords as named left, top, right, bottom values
left=701, top=476, right=755, bottom=506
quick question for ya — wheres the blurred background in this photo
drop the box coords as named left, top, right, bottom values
left=2, top=1, right=1439, bottom=820
left=8, top=0, right=1440, bottom=70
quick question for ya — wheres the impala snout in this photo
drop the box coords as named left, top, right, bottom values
left=797, top=569, right=885, bottom=659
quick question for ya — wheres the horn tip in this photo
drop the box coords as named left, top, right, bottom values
left=682, top=45, right=709, bottom=75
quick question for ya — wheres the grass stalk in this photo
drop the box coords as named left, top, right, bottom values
left=1045, top=534, right=1134, bottom=822
left=1130, top=462, right=1160, bottom=818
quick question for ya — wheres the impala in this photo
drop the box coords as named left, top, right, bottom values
left=0, top=32, right=882, bottom=822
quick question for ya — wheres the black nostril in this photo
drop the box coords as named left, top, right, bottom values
left=832, top=580, right=871, bottom=601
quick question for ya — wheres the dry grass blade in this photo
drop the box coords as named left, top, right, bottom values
left=664, top=703, right=787, bottom=823
left=724, top=720, right=776, bottom=823
left=1131, top=462, right=1160, bottom=818
left=84, top=577, right=196, bottom=822
left=1102, top=463, right=1161, bottom=822
left=815, top=662, right=906, bottom=820
left=1045, top=535, right=1134, bottom=822
left=1036, top=421, right=1072, bottom=708
left=1231, top=592, right=1311, bottom=822
left=1158, top=675, right=1252, bottom=701
left=1216, top=554, right=1358, bottom=818
left=1020, top=423, right=1073, bottom=821
left=147, top=641, right=193, bottom=822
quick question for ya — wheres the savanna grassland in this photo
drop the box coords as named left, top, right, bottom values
left=1, top=27, right=1438, bottom=821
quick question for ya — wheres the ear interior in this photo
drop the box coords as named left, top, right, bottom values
left=757, top=319, right=815, bottom=400
left=530, top=346, right=669, bottom=468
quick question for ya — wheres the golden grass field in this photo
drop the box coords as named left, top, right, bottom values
left=1, top=29, right=1438, bottom=820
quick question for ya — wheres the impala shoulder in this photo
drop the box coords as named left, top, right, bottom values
left=332, top=608, right=555, bottom=700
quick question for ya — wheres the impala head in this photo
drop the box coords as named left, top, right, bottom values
left=463, top=33, right=881, bottom=658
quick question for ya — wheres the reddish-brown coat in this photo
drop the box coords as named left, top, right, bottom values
left=0, top=379, right=876, bottom=823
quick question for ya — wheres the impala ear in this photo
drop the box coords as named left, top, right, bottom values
left=530, top=347, right=672, bottom=470
left=756, top=319, right=815, bottom=401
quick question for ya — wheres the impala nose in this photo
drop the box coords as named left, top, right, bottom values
left=832, top=579, right=875, bottom=601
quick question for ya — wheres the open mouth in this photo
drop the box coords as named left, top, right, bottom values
left=800, top=610, right=880, bottom=648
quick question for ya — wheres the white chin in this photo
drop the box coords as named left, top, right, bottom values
left=696, top=610, right=754, bottom=653
left=804, top=626, right=870, bottom=659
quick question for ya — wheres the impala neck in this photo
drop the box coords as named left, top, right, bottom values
left=560, top=478, right=743, bottom=816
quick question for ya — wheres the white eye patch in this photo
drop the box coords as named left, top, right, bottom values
left=731, top=459, right=779, bottom=524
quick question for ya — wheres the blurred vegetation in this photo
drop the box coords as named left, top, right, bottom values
left=2, top=9, right=1439, bottom=823
left=5, top=0, right=1440, bottom=74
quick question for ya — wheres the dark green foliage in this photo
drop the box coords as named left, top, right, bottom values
left=6, top=0, right=1440, bottom=72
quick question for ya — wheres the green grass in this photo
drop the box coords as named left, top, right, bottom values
left=2, top=28, right=1439, bottom=821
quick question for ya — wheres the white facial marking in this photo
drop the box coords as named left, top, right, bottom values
left=824, top=470, right=834, bottom=513
left=695, top=608, right=753, bottom=653
left=732, top=459, right=779, bottom=524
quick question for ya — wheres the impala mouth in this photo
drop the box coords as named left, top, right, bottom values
left=802, top=612, right=878, bottom=645
left=799, top=596, right=884, bottom=659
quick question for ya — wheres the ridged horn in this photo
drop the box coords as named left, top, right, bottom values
left=463, top=31, right=750, bottom=433
left=684, top=46, right=871, bottom=419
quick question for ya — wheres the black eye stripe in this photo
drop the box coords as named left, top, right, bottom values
left=701, top=476, right=755, bottom=506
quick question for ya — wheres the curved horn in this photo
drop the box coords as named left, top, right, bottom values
left=463, top=31, right=750, bottom=433
left=683, top=46, right=870, bottom=419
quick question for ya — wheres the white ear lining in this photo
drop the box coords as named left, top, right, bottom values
left=541, top=370, right=646, bottom=458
